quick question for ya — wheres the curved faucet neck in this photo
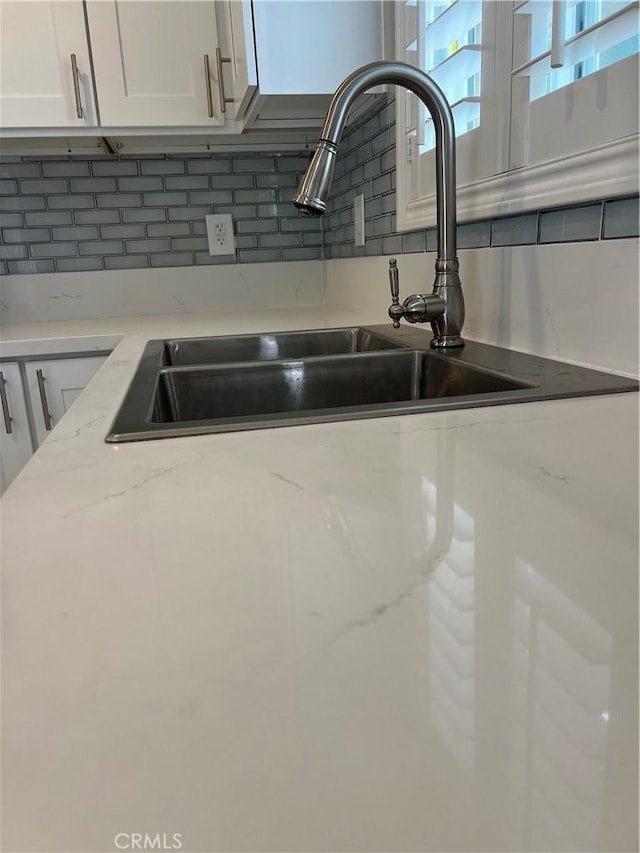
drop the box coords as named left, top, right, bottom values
left=318, top=61, right=457, bottom=262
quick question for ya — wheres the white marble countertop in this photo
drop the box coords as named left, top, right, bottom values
left=1, top=308, right=638, bottom=853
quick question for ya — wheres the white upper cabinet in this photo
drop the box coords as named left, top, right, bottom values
left=218, top=0, right=258, bottom=119
left=0, top=0, right=384, bottom=136
left=0, top=0, right=97, bottom=128
left=85, top=1, right=225, bottom=127
left=244, top=0, right=385, bottom=127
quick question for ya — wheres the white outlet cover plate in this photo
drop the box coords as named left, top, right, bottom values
left=206, top=213, right=236, bottom=256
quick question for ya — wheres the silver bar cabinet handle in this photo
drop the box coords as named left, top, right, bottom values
left=203, top=54, right=215, bottom=118
left=70, top=53, right=84, bottom=119
left=0, top=371, right=13, bottom=434
left=215, top=47, right=234, bottom=114
left=36, top=369, right=53, bottom=431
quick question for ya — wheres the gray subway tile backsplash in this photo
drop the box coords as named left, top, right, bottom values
left=2, top=227, right=49, bottom=243
left=167, top=206, right=210, bottom=222
left=164, top=175, right=208, bottom=191
left=117, top=176, right=164, bottom=192
left=0, top=163, right=40, bottom=178
left=0, top=152, right=322, bottom=273
left=100, top=224, right=146, bottom=240
left=25, top=211, right=73, bottom=226
left=281, top=246, right=323, bottom=261
left=186, top=159, right=231, bottom=174
left=602, top=197, right=640, bottom=239
left=150, top=252, right=195, bottom=268
left=56, top=257, right=103, bottom=273
left=104, top=254, right=149, bottom=270
left=458, top=220, right=491, bottom=249
left=42, top=161, right=90, bottom=178
left=194, top=252, right=238, bottom=266
left=74, top=209, right=120, bottom=225
left=538, top=204, right=602, bottom=243
left=146, top=222, right=191, bottom=238
left=0, top=213, right=25, bottom=227
left=51, top=226, right=99, bottom=241
left=125, top=238, right=170, bottom=254
left=93, top=160, right=139, bottom=176
left=20, top=179, right=68, bottom=195
left=189, top=190, right=233, bottom=205
left=97, top=193, right=142, bottom=208
left=170, top=237, right=209, bottom=252
left=0, top=244, right=27, bottom=260
left=122, top=208, right=167, bottom=223
left=78, top=240, right=123, bottom=256
left=0, top=117, right=637, bottom=277
left=401, top=231, right=425, bottom=254
left=48, top=195, right=93, bottom=210
left=142, top=191, right=187, bottom=207
left=69, top=177, right=117, bottom=193
left=7, top=258, right=55, bottom=274
left=491, top=214, right=539, bottom=247
left=0, top=196, right=46, bottom=211
left=30, top=242, right=77, bottom=258
left=140, top=160, right=184, bottom=176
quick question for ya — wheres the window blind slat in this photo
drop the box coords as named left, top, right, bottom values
left=514, top=0, right=638, bottom=71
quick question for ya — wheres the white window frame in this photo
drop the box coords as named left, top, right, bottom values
left=395, top=0, right=640, bottom=233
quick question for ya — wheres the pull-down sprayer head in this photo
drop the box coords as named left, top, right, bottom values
left=293, top=140, right=337, bottom=216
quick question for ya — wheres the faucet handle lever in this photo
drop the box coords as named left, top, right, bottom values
left=388, top=258, right=403, bottom=329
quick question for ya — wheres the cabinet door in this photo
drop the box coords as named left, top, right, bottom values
left=218, top=0, right=257, bottom=118
left=252, top=0, right=384, bottom=95
left=0, top=363, right=35, bottom=494
left=25, top=356, right=106, bottom=446
left=86, top=0, right=225, bottom=127
left=0, top=0, right=97, bottom=128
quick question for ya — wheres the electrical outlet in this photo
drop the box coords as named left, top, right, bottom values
left=206, top=213, right=235, bottom=256
left=354, top=194, right=365, bottom=246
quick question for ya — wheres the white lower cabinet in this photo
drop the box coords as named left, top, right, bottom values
left=25, top=356, right=106, bottom=447
left=0, top=354, right=108, bottom=494
left=0, top=362, right=35, bottom=494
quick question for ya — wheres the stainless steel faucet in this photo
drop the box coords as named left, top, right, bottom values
left=293, top=61, right=465, bottom=348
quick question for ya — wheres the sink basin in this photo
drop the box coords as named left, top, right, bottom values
left=164, top=327, right=403, bottom=365
left=151, top=351, right=530, bottom=426
left=106, top=325, right=638, bottom=442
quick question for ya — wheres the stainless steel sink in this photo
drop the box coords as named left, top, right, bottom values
left=151, top=351, right=530, bottom=426
left=106, top=325, right=638, bottom=442
left=164, top=327, right=403, bottom=365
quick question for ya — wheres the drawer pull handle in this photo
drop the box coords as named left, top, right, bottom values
left=70, top=53, right=84, bottom=119
left=204, top=53, right=215, bottom=118
left=0, top=371, right=13, bottom=434
left=215, top=47, right=234, bottom=115
left=36, top=369, right=53, bottom=431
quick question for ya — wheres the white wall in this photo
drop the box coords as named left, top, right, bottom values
left=323, top=240, right=639, bottom=377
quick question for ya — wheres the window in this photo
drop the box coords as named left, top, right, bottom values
left=396, top=0, right=639, bottom=231
left=404, top=0, right=483, bottom=153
